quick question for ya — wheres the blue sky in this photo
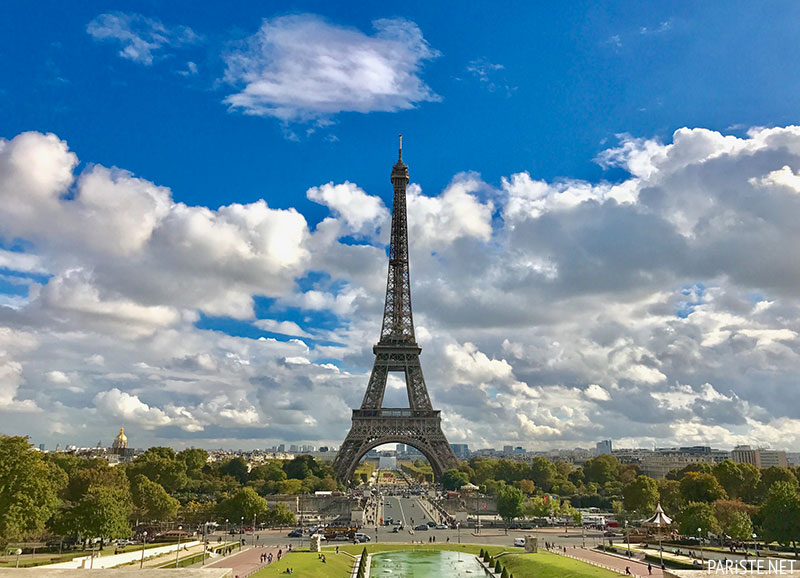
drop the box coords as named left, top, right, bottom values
left=6, top=2, right=800, bottom=215
left=5, top=2, right=800, bottom=452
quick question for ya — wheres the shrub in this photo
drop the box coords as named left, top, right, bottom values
left=495, top=559, right=503, bottom=573
left=501, top=568, right=510, bottom=578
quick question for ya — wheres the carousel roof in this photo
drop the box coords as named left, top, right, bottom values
left=643, top=503, right=673, bottom=526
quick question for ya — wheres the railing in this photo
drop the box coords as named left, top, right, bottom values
left=353, top=409, right=440, bottom=419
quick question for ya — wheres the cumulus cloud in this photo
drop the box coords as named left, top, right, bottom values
left=222, top=15, right=439, bottom=122
left=87, top=12, right=200, bottom=65
left=7, top=126, right=800, bottom=451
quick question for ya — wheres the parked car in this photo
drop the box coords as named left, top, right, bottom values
left=354, top=533, right=371, bottom=543
left=414, top=524, right=429, bottom=531
left=287, top=529, right=303, bottom=538
left=435, top=524, right=448, bottom=530
left=426, top=521, right=436, bottom=528
left=514, top=538, right=526, bottom=547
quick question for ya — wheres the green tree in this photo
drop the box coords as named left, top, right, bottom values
left=220, top=457, right=249, bottom=485
left=725, top=511, right=753, bottom=541
left=713, top=460, right=760, bottom=501
left=528, top=457, right=559, bottom=492
left=56, top=486, right=132, bottom=544
left=525, top=495, right=552, bottom=518
left=760, top=481, right=800, bottom=554
left=265, top=503, right=296, bottom=527
left=754, top=467, right=798, bottom=503
left=679, top=501, right=721, bottom=537
left=127, top=452, right=187, bottom=493
left=66, top=463, right=129, bottom=502
left=220, top=487, right=268, bottom=523
left=496, top=485, right=525, bottom=534
left=0, top=436, right=66, bottom=546
left=251, top=461, right=287, bottom=482
left=276, top=479, right=303, bottom=494
left=178, top=448, right=208, bottom=478
left=442, top=469, right=470, bottom=491
left=583, top=455, right=620, bottom=485
left=131, top=474, right=179, bottom=521
left=657, top=479, right=683, bottom=516
left=666, top=463, right=713, bottom=481
left=623, top=475, right=660, bottom=514
left=680, top=472, right=727, bottom=503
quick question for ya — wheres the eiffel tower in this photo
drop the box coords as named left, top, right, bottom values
left=333, top=137, right=459, bottom=483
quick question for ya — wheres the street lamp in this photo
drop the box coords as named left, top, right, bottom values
left=240, top=516, right=244, bottom=551
left=202, top=523, right=206, bottom=565
left=457, top=522, right=461, bottom=544
left=625, top=521, right=630, bottom=558
left=175, top=525, right=182, bottom=568
left=698, top=527, right=704, bottom=566
left=140, top=531, right=147, bottom=569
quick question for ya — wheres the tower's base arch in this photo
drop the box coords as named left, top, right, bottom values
left=333, top=409, right=459, bottom=484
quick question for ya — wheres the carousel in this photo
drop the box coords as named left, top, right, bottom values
left=643, top=503, right=674, bottom=566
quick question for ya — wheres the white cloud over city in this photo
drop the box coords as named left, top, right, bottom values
left=3, top=126, right=800, bottom=451
left=222, top=14, right=440, bottom=122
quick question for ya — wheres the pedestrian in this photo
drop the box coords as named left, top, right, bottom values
left=647, top=563, right=652, bottom=575
left=625, top=566, right=631, bottom=575
left=335, top=546, right=339, bottom=554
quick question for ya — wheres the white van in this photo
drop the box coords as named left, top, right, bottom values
left=514, top=537, right=525, bottom=547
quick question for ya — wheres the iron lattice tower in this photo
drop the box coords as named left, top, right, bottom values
left=333, top=137, right=459, bottom=483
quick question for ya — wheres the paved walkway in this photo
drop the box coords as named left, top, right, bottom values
left=553, top=546, right=665, bottom=577
left=206, top=545, right=287, bottom=578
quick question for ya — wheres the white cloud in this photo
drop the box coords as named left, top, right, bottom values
left=584, top=384, right=611, bottom=401
left=87, top=12, right=200, bottom=65
left=307, top=181, right=388, bottom=235
left=222, top=15, right=439, bottom=122
left=8, top=126, right=800, bottom=450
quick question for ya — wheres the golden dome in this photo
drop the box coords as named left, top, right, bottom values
left=112, top=428, right=128, bottom=450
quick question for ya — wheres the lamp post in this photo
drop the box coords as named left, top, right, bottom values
left=698, top=528, right=704, bottom=566
left=625, top=521, right=630, bottom=558
left=226, top=518, right=229, bottom=540
left=140, top=531, right=147, bottom=569
left=476, top=494, right=480, bottom=535
left=202, top=523, right=207, bottom=565
left=252, top=514, right=256, bottom=549
left=175, top=525, right=182, bottom=568
left=457, top=522, right=461, bottom=544
left=240, top=516, right=244, bottom=551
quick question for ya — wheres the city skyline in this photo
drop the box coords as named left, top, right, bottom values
left=5, top=3, right=800, bottom=451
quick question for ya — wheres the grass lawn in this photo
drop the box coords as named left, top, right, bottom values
left=502, top=552, right=622, bottom=578
left=250, top=544, right=623, bottom=578
left=250, top=551, right=354, bottom=577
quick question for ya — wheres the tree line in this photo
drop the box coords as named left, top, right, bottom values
left=442, top=454, right=800, bottom=551
left=0, top=436, right=340, bottom=548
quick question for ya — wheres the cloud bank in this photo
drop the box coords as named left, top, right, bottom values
left=4, top=127, right=800, bottom=452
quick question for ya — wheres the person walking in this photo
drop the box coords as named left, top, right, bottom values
left=648, top=562, right=652, bottom=575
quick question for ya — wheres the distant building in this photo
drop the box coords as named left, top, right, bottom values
left=277, top=444, right=285, bottom=452
left=596, top=440, right=613, bottom=455
left=111, top=428, right=128, bottom=454
left=732, top=445, right=788, bottom=468
left=503, top=445, right=513, bottom=455
left=450, top=444, right=470, bottom=459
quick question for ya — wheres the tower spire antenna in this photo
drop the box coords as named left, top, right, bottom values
left=398, top=133, right=403, bottom=161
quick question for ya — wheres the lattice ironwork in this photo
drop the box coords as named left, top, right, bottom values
left=334, top=137, right=458, bottom=483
